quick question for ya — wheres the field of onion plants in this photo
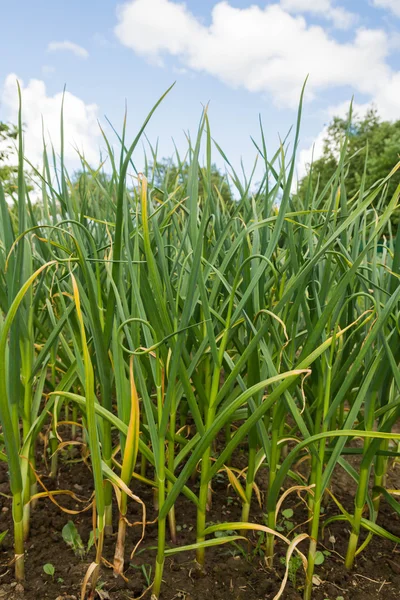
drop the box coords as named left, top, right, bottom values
left=0, top=85, right=400, bottom=600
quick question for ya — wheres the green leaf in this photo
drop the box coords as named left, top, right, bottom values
left=61, top=521, right=85, bottom=558
left=282, top=508, right=294, bottom=519
left=43, top=563, right=55, bottom=577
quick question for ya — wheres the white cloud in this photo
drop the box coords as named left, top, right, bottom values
left=296, top=76, right=400, bottom=182
left=280, top=0, right=356, bottom=29
left=370, top=72, right=400, bottom=120
left=114, top=0, right=391, bottom=107
left=297, top=126, right=328, bottom=181
left=373, top=0, right=400, bottom=17
left=296, top=100, right=366, bottom=181
left=47, top=40, right=89, bottom=59
left=1, top=74, right=101, bottom=171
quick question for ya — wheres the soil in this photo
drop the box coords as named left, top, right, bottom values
left=1, top=443, right=400, bottom=600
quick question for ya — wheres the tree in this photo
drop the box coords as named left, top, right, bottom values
left=72, top=169, right=114, bottom=209
left=0, top=122, right=18, bottom=196
left=297, top=108, right=400, bottom=231
left=151, top=159, right=233, bottom=206
left=0, top=122, right=38, bottom=233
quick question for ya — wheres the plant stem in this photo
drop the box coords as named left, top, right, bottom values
left=304, top=351, right=332, bottom=599
left=113, top=508, right=127, bottom=576
left=196, top=368, right=219, bottom=566
left=372, top=439, right=388, bottom=513
left=90, top=526, right=104, bottom=599
left=153, top=435, right=166, bottom=598
left=103, top=424, right=113, bottom=536
left=241, top=436, right=256, bottom=531
left=167, top=401, right=177, bottom=544
left=265, top=407, right=280, bottom=566
left=345, top=390, right=377, bottom=569
left=13, top=491, right=25, bottom=581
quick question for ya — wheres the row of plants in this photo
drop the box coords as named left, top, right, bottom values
left=0, top=84, right=400, bottom=599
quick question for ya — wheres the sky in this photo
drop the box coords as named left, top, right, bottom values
left=1, top=0, right=400, bottom=184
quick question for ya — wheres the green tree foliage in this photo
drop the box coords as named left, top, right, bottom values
left=0, top=122, right=37, bottom=232
left=0, top=122, right=18, bottom=196
left=297, top=108, right=400, bottom=231
left=152, top=159, right=233, bottom=205
left=71, top=169, right=115, bottom=220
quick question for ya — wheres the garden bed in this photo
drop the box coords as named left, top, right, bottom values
left=1, top=452, right=400, bottom=600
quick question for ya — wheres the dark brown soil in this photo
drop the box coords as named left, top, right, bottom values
left=1, top=444, right=400, bottom=600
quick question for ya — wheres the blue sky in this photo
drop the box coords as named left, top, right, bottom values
left=1, top=0, right=400, bottom=181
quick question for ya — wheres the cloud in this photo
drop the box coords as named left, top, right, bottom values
left=114, top=0, right=391, bottom=107
left=280, top=0, right=357, bottom=29
left=1, top=74, right=101, bottom=171
left=47, top=40, right=89, bottom=59
left=296, top=126, right=328, bottom=181
left=373, top=0, right=400, bottom=17
left=296, top=101, right=366, bottom=181
left=369, top=72, right=400, bottom=119
left=296, top=76, right=400, bottom=182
